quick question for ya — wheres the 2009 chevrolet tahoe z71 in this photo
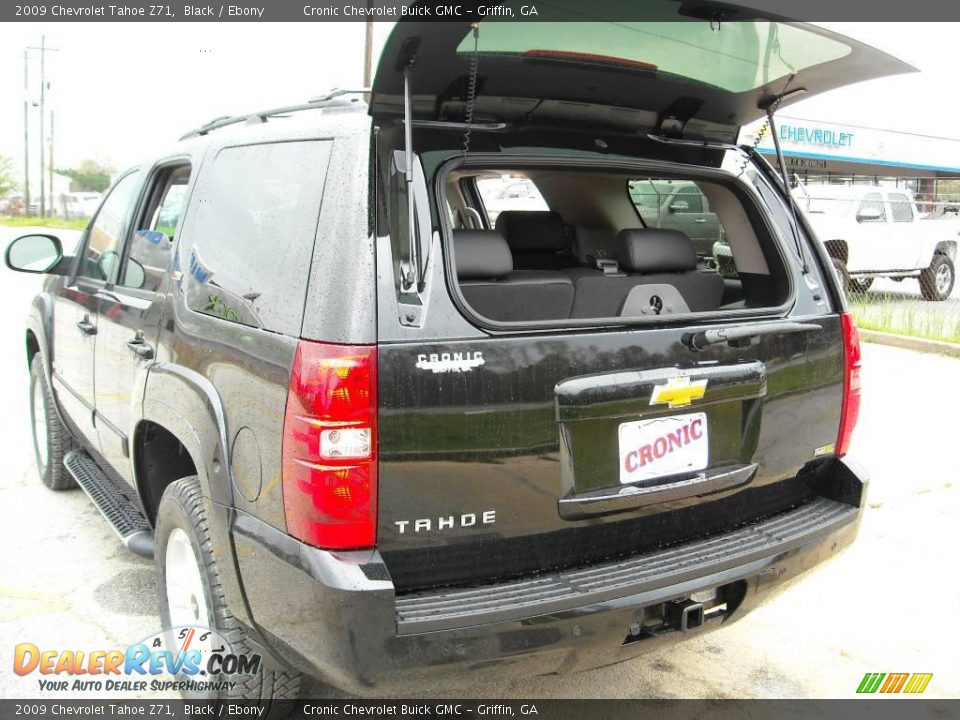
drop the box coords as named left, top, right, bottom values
left=7, top=6, right=907, bottom=705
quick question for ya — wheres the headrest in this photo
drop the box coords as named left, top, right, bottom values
left=453, top=230, right=514, bottom=280
left=615, top=228, right=698, bottom=274
left=494, top=211, right=566, bottom=253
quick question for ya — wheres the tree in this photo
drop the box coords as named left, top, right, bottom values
left=0, top=155, right=17, bottom=198
left=57, top=159, right=113, bottom=193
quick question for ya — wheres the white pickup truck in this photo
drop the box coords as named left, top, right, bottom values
left=798, top=184, right=958, bottom=300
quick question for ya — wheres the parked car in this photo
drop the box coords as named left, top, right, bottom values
left=1, top=195, right=25, bottom=216
left=715, top=183, right=959, bottom=299
left=57, top=191, right=103, bottom=220
left=629, top=179, right=723, bottom=257
left=7, top=10, right=908, bottom=707
left=476, top=175, right=549, bottom=225
left=800, top=184, right=956, bottom=299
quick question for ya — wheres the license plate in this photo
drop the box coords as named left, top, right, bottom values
left=618, top=412, right=708, bottom=485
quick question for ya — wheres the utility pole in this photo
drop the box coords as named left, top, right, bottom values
left=23, top=49, right=30, bottom=214
left=26, top=35, right=59, bottom=219
left=363, top=17, right=374, bottom=88
left=49, top=110, right=55, bottom=218
left=362, top=0, right=373, bottom=103
left=38, top=35, right=45, bottom=218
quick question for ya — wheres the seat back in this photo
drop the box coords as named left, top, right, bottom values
left=453, top=230, right=575, bottom=321
left=568, top=228, right=723, bottom=318
left=494, top=211, right=578, bottom=270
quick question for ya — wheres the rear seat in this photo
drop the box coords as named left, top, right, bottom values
left=568, top=228, right=724, bottom=318
left=494, top=211, right=579, bottom=270
left=453, top=230, right=575, bottom=321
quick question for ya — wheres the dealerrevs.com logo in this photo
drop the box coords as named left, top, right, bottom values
left=13, top=626, right=260, bottom=693
left=856, top=672, right=933, bottom=694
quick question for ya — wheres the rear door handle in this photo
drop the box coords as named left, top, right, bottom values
left=125, top=338, right=154, bottom=360
left=694, top=218, right=707, bottom=223
left=558, top=463, right=759, bottom=520
left=76, top=318, right=97, bottom=336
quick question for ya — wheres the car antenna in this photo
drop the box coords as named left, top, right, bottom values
left=462, top=22, right=481, bottom=159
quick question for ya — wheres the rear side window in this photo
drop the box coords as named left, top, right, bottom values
left=887, top=192, right=913, bottom=222
left=178, top=140, right=332, bottom=334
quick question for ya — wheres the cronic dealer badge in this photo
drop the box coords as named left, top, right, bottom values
left=415, top=351, right=485, bottom=374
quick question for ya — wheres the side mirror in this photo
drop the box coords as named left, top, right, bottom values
left=124, top=258, right=146, bottom=290
left=5, top=233, right=64, bottom=274
left=98, top=250, right=122, bottom=284
left=856, top=207, right=884, bottom=222
left=668, top=200, right=690, bottom=214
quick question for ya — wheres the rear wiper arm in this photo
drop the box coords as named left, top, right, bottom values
left=683, top=321, right=821, bottom=351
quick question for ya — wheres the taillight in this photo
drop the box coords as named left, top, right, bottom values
left=836, top=313, right=861, bottom=457
left=282, top=341, right=377, bottom=550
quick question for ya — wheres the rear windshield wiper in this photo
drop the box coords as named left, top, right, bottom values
left=683, top=321, right=821, bottom=351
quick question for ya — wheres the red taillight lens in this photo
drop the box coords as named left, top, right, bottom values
left=282, top=341, right=377, bottom=550
left=836, top=313, right=862, bottom=457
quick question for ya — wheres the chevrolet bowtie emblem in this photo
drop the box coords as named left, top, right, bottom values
left=650, top=376, right=708, bottom=409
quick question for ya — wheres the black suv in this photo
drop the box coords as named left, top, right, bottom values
left=6, top=11, right=906, bottom=704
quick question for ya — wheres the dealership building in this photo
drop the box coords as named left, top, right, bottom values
left=742, top=115, right=960, bottom=209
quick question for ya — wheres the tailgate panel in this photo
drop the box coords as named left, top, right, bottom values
left=376, top=317, right=844, bottom=591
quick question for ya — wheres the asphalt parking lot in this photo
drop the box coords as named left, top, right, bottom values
left=0, top=226, right=957, bottom=700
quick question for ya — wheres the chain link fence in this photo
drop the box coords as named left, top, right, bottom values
left=797, top=177, right=960, bottom=344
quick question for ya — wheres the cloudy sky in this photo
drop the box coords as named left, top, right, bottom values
left=1, top=21, right=958, bottom=178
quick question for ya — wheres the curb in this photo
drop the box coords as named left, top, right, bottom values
left=860, top=329, right=960, bottom=359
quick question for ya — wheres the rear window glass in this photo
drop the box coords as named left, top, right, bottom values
left=444, top=166, right=788, bottom=326
left=456, top=15, right=851, bottom=93
left=476, top=175, right=548, bottom=225
left=178, top=140, right=332, bottom=334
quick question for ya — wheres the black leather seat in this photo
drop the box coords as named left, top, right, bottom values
left=494, top=211, right=579, bottom=270
left=568, top=229, right=724, bottom=318
left=453, top=230, right=575, bottom=321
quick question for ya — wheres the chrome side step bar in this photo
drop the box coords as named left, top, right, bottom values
left=63, top=450, right=154, bottom=559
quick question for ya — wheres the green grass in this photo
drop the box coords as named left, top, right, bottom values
left=850, top=297, right=960, bottom=344
left=0, top=216, right=88, bottom=231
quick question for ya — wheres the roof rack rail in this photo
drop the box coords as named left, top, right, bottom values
left=179, top=88, right=369, bottom=141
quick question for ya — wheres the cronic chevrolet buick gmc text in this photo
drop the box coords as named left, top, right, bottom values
left=7, top=6, right=905, bottom=707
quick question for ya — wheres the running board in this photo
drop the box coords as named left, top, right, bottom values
left=64, top=450, right=154, bottom=559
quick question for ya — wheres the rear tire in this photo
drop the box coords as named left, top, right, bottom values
left=155, top=477, right=301, bottom=715
left=29, top=354, right=77, bottom=491
left=920, top=254, right=954, bottom=301
left=848, top=277, right=873, bottom=294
